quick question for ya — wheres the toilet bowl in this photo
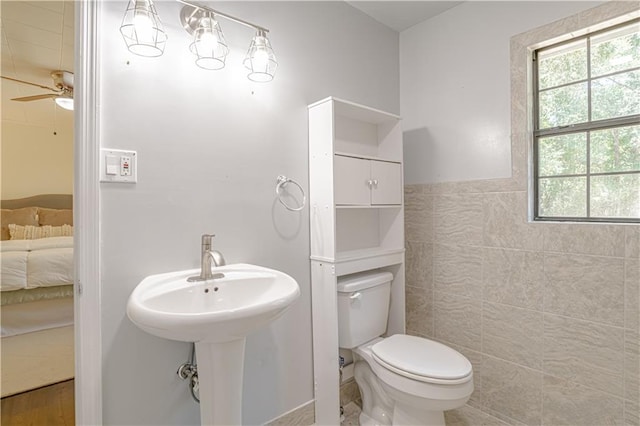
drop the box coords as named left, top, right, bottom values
left=337, top=271, right=474, bottom=426
left=353, top=335, right=473, bottom=426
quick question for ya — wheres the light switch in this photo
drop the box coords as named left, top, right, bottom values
left=100, top=149, right=137, bottom=183
left=106, top=155, right=118, bottom=175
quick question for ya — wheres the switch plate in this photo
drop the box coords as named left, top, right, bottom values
left=100, top=149, right=137, bottom=183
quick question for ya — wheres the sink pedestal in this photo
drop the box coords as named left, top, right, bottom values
left=195, top=339, right=246, bottom=425
left=127, top=264, right=300, bottom=425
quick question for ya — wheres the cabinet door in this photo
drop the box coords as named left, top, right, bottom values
left=334, top=156, right=370, bottom=205
left=370, top=161, right=402, bottom=205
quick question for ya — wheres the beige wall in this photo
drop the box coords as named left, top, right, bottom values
left=404, top=3, right=639, bottom=425
left=405, top=185, right=638, bottom=425
left=1, top=120, right=73, bottom=200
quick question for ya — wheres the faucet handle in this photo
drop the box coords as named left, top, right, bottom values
left=201, top=234, right=215, bottom=249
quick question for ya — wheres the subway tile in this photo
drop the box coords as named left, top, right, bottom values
left=434, top=291, right=482, bottom=351
left=405, top=285, right=433, bottom=338
left=626, top=259, right=640, bottom=332
left=543, top=314, right=624, bottom=397
left=405, top=192, right=433, bottom=243
left=434, top=244, right=483, bottom=299
left=542, top=375, right=624, bottom=426
left=625, top=329, right=639, bottom=404
left=405, top=241, right=433, bottom=290
left=543, top=223, right=625, bottom=257
left=626, top=227, right=639, bottom=259
left=445, top=404, right=512, bottom=426
left=483, top=248, right=544, bottom=310
left=483, top=302, right=543, bottom=370
left=483, top=192, right=543, bottom=251
left=434, top=193, right=484, bottom=246
left=481, top=356, right=542, bottom=426
left=544, top=253, right=624, bottom=326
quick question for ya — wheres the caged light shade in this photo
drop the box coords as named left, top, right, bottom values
left=243, top=30, right=278, bottom=82
left=120, top=0, right=167, bottom=57
left=190, top=13, right=229, bottom=70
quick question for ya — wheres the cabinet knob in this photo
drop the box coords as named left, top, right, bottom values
left=372, top=179, right=378, bottom=187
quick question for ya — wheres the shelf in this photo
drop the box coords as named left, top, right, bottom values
left=336, top=247, right=404, bottom=262
left=309, top=96, right=405, bottom=426
left=336, top=204, right=401, bottom=209
left=334, top=151, right=401, bottom=164
left=337, top=248, right=404, bottom=276
left=309, top=248, right=405, bottom=263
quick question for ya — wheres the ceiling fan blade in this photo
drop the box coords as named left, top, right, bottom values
left=11, top=93, right=60, bottom=102
left=1, top=75, right=58, bottom=92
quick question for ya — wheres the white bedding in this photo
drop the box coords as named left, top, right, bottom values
left=0, top=236, right=73, bottom=291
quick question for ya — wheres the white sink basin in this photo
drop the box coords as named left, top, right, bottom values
left=127, top=263, right=300, bottom=343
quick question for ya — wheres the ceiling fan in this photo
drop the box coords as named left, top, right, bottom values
left=1, top=70, right=74, bottom=110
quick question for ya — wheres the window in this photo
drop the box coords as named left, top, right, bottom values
left=533, top=20, right=640, bottom=222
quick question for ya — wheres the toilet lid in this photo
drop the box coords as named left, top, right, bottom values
left=371, top=334, right=472, bottom=381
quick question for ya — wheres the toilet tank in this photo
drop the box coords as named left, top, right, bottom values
left=337, top=271, right=393, bottom=349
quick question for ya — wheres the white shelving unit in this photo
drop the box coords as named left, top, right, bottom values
left=308, top=97, right=406, bottom=425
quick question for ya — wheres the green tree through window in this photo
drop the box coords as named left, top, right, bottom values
left=534, top=19, right=640, bottom=222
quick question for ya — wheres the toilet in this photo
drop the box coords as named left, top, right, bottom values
left=337, top=271, right=473, bottom=426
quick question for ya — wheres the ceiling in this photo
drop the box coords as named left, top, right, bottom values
left=1, top=1, right=74, bottom=128
left=347, top=1, right=464, bottom=32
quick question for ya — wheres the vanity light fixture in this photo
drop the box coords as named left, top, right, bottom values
left=120, top=0, right=278, bottom=82
left=190, top=12, right=229, bottom=70
left=244, top=30, right=277, bottom=82
left=120, top=0, right=167, bottom=57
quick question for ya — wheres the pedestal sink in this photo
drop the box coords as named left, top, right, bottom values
left=126, top=263, right=300, bottom=425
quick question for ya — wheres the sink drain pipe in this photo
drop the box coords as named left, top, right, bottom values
left=177, top=342, right=200, bottom=403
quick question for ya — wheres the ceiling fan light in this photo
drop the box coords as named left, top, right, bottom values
left=120, top=0, right=167, bottom=57
left=55, top=97, right=74, bottom=111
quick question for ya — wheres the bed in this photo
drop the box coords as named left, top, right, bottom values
left=1, top=194, right=75, bottom=396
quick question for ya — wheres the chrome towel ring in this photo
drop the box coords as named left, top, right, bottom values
left=275, top=175, right=306, bottom=212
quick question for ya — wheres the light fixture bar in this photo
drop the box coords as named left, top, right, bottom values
left=175, top=0, right=269, bottom=33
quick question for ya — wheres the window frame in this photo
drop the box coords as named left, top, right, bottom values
left=532, top=18, right=640, bottom=223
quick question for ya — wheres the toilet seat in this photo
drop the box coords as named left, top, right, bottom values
left=371, top=335, right=472, bottom=385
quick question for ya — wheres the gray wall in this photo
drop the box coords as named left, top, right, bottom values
left=400, top=1, right=604, bottom=184
left=98, top=1, right=398, bottom=424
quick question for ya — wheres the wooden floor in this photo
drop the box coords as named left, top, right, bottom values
left=1, top=380, right=74, bottom=426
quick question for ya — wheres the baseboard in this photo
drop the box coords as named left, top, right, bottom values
left=265, top=399, right=315, bottom=426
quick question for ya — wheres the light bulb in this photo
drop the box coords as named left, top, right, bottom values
left=253, top=49, right=270, bottom=72
left=195, top=18, right=219, bottom=55
left=251, top=36, right=270, bottom=72
left=133, top=9, right=154, bottom=43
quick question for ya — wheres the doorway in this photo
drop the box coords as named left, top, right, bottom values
left=1, top=1, right=75, bottom=423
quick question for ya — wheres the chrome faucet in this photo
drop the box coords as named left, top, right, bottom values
left=187, top=234, right=226, bottom=282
